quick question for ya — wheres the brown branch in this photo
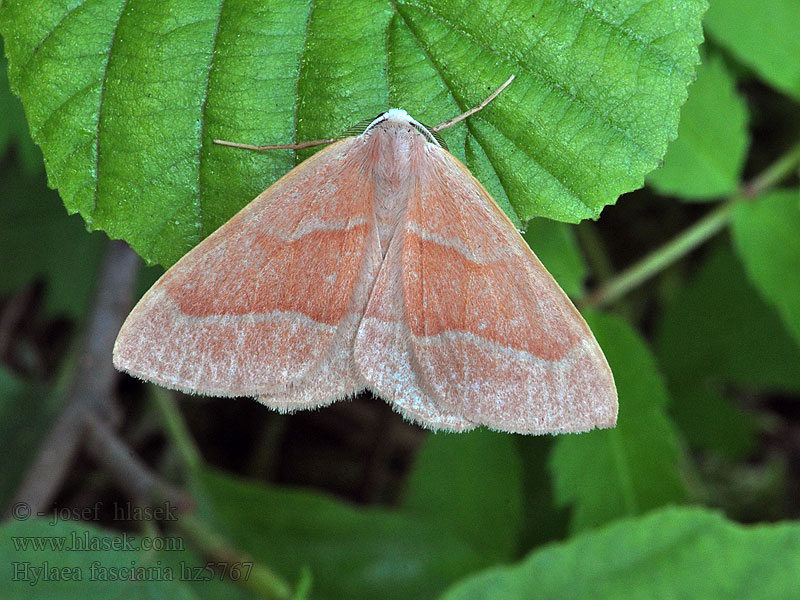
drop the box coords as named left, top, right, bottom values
left=6, top=240, right=140, bottom=516
left=84, top=414, right=192, bottom=510
left=4, top=239, right=294, bottom=598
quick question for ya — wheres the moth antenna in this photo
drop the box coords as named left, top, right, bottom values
left=215, top=74, right=514, bottom=149
left=432, top=74, right=515, bottom=132
left=212, top=138, right=337, bottom=151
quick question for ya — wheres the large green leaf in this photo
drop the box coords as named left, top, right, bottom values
left=523, top=220, right=586, bottom=298
left=0, top=0, right=706, bottom=266
left=0, top=40, right=42, bottom=173
left=515, top=436, right=569, bottom=549
left=705, top=0, right=800, bottom=102
left=647, top=51, right=749, bottom=200
left=0, top=519, right=198, bottom=600
left=550, top=311, right=686, bottom=532
left=403, top=429, right=523, bottom=560
left=732, top=190, right=800, bottom=348
left=438, top=506, right=800, bottom=600
left=198, top=467, right=498, bottom=600
left=655, top=244, right=800, bottom=456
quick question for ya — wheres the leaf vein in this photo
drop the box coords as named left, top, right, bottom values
left=92, top=0, right=129, bottom=215
left=400, top=1, right=661, bottom=164
left=18, top=0, right=90, bottom=75
left=196, top=0, right=228, bottom=239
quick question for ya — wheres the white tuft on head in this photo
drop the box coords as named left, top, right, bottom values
left=384, top=108, right=412, bottom=122
left=363, top=108, right=440, bottom=146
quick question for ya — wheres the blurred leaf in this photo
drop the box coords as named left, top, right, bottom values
left=0, top=40, right=42, bottom=173
left=657, top=243, right=800, bottom=389
left=705, top=0, right=800, bottom=102
left=438, top=506, right=800, bottom=600
left=0, top=161, right=105, bottom=319
left=0, top=0, right=706, bottom=266
left=403, top=429, right=523, bottom=560
left=0, top=519, right=198, bottom=599
left=550, top=311, right=686, bottom=532
left=656, top=244, right=800, bottom=456
left=198, top=467, right=494, bottom=600
left=524, top=220, right=587, bottom=298
left=516, top=437, right=569, bottom=550
left=0, top=368, right=59, bottom=510
left=732, top=190, right=800, bottom=347
left=155, top=543, right=256, bottom=600
left=647, top=52, right=749, bottom=200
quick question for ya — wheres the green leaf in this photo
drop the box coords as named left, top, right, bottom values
left=655, top=243, right=800, bottom=456
left=0, top=368, right=60, bottom=510
left=403, top=430, right=523, bottom=560
left=438, top=506, right=800, bottom=600
left=523, top=220, right=587, bottom=298
left=154, top=543, right=257, bottom=600
left=516, top=437, right=569, bottom=549
left=550, top=311, right=686, bottom=532
left=0, top=160, right=105, bottom=319
left=197, top=467, right=495, bottom=600
left=0, top=39, right=42, bottom=173
left=0, top=0, right=707, bottom=266
left=647, top=52, right=749, bottom=200
left=704, top=0, right=800, bottom=102
left=0, top=519, right=198, bottom=599
left=732, top=190, right=800, bottom=347
left=658, top=243, right=800, bottom=389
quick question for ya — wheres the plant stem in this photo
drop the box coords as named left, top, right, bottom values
left=148, top=377, right=297, bottom=597
left=583, top=140, right=800, bottom=308
left=151, top=387, right=203, bottom=473
left=575, top=221, right=614, bottom=283
left=177, top=513, right=294, bottom=600
left=584, top=202, right=734, bottom=308
left=742, top=141, right=800, bottom=198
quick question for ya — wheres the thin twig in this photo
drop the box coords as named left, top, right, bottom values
left=76, top=241, right=141, bottom=418
left=84, top=414, right=192, bottom=510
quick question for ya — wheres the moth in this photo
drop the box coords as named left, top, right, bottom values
left=113, top=76, right=618, bottom=434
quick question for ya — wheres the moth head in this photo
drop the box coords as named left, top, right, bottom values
left=345, top=110, right=448, bottom=150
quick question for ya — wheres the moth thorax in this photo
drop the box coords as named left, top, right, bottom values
left=369, top=120, right=428, bottom=255
left=373, top=120, right=429, bottom=190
